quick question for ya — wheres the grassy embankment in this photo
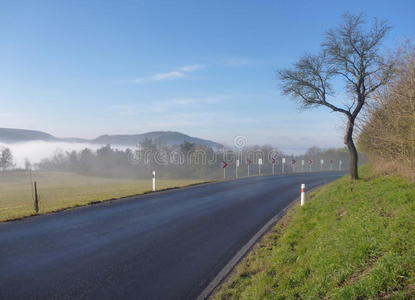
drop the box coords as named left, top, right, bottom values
left=0, top=171, right=205, bottom=222
left=215, top=165, right=415, bottom=299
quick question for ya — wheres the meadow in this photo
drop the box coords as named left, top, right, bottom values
left=215, top=165, right=415, bottom=299
left=0, top=171, right=205, bottom=221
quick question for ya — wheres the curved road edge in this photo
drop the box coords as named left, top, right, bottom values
left=198, top=185, right=323, bottom=300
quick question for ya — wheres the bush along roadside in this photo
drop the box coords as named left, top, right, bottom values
left=214, top=165, right=415, bottom=299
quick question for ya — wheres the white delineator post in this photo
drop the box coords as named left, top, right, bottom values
left=282, top=157, right=286, bottom=173
left=300, top=184, right=305, bottom=206
left=152, top=170, right=156, bottom=192
left=258, top=158, right=263, bottom=176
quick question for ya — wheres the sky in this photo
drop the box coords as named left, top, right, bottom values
left=1, top=0, right=414, bottom=153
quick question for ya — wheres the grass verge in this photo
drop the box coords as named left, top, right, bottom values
left=214, top=165, right=415, bottom=299
left=0, top=171, right=206, bottom=222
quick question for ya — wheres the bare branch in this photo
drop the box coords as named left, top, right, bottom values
left=277, top=13, right=395, bottom=180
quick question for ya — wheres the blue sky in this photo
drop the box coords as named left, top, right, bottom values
left=1, top=0, right=414, bottom=153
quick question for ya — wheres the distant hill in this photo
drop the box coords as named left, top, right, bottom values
left=0, top=128, right=57, bottom=143
left=92, top=131, right=223, bottom=148
left=0, top=128, right=223, bottom=149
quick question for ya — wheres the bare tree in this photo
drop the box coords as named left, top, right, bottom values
left=24, top=158, right=32, bottom=170
left=0, top=147, right=14, bottom=171
left=278, top=14, right=395, bottom=179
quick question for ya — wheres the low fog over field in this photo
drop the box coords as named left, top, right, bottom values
left=0, top=128, right=224, bottom=170
left=0, top=141, right=128, bottom=168
left=0, top=139, right=352, bottom=181
left=0, top=127, right=353, bottom=180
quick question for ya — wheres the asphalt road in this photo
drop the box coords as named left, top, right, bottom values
left=0, top=172, right=344, bottom=300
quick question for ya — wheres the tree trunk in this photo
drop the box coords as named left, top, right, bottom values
left=345, top=117, right=359, bottom=179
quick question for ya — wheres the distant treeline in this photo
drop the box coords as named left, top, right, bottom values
left=31, top=139, right=353, bottom=179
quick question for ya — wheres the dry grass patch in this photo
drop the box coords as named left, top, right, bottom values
left=0, top=170, right=205, bottom=221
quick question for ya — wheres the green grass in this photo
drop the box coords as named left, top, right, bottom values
left=0, top=171, right=205, bottom=222
left=214, top=165, right=415, bottom=299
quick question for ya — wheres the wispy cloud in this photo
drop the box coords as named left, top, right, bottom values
left=146, top=71, right=185, bottom=82
left=178, top=64, right=206, bottom=72
left=133, top=64, right=206, bottom=83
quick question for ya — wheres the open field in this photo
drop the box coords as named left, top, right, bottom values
left=214, top=165, right=415, bottom=299
left=0, top=171, right=205, bottom=221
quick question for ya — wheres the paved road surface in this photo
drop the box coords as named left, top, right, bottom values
left=0, top=172, right=344, bottom=300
